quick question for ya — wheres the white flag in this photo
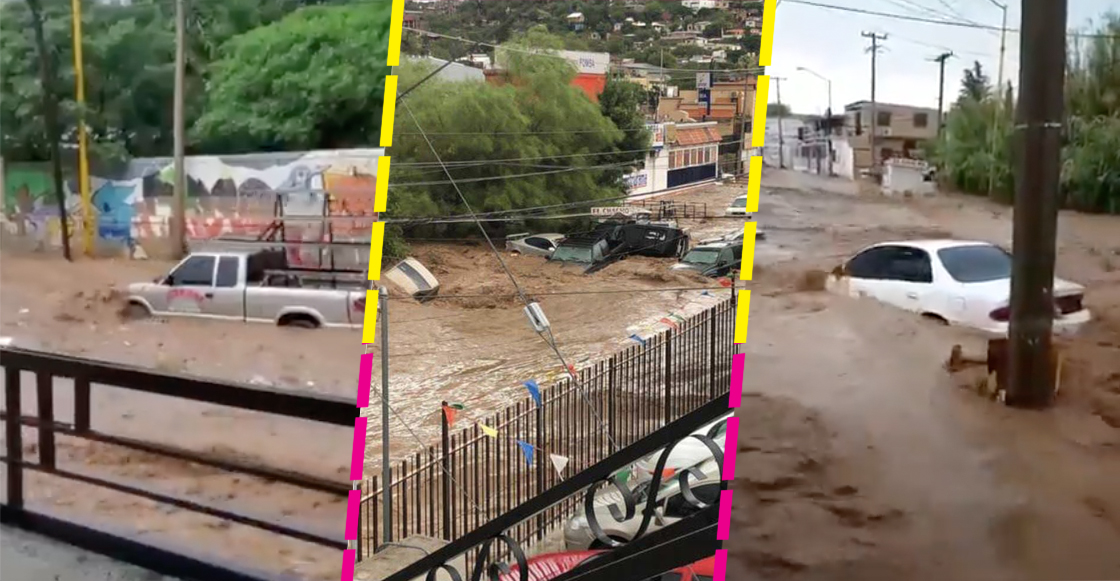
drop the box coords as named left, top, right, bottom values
left=549, top=454, right=570, bottom=477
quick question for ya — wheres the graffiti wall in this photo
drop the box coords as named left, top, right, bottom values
left=1, top=149, right=384, bottom=261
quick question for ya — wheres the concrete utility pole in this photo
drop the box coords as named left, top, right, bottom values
left=932, top=52, right=954, bottom=135
left=171, top=0, right=188, bottom=259
left=1006, top=0, right=1067, bottom=408
left=773, top=77, right=787, bottom=169
left=861, top=32, right=887, bottom=173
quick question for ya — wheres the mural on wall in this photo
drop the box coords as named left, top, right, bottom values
left=2, top=149, right=384, bottom=259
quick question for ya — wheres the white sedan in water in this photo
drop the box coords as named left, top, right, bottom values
left=828, top=239, right=1092, bottom=337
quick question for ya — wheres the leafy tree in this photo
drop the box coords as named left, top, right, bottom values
left=191, top=2, right=391, bottom=152
left=767, top=102, right=790, bottom=116
left=930, top=12, right=1120, bottom=214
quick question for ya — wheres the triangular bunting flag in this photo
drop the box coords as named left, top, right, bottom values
left=523, top=380, right=542, bottom=407
left=449, top=403, right=465, bottom=410
left=516, top=440, right=535, bottom=466
left=701, top=291, right=712, bottom=297
left=549, top=454, right=569, bottom=477
left=628, top=334, right=647, bottom=347
left=479, top=423, right=498, bottom=438
left=613, top=468, right=631, bottom=483
left=567, top=364, right=577, bottom=376
left=659, top=317, right=679, bottom=330
left=442, top=405, right=458, bottom=427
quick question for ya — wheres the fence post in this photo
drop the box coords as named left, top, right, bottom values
left=5, top=366, right=24, bottom=508
left=74, top=376, right=91, bottom=434
left=535, top=401, right=545, bottom=541
left=440, top=399, right=451, bottom=540
left=370, top=475, right=379, bottom=556
left=36, top=372, right=56, bottom=470
left=608, top=356, right=617, bottom=444
left=709, top=307, right=718, bottom=399
left=664, top=330, right=673, bottom=425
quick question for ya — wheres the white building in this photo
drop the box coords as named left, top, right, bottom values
left=761, top=117, right=806, bottom=170
left=682, top=0, right=729, bottom=10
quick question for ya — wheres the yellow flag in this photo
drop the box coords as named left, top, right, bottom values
left=479, top=423, right=498, bottom=438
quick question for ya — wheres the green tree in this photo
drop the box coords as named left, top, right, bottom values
left=191, top=2, right=391, bottom=152
left=767, top=102, right=790, bottom=116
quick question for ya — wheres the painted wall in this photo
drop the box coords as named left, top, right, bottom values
left=2, top=148, right=384, bottom=260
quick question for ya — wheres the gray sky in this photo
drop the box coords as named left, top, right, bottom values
left=766, top=0, right=1116, bottom=114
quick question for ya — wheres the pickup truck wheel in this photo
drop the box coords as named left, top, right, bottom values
left=281, top=318, right=319, bottom=330
left=122, top=303, right=151, bottom=320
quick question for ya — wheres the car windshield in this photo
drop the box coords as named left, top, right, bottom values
left=552, top=245, right=593, bottom=263
left=683, top=249, right=721, bottom=265
left=937, top=244, right=1013, bottom=283
left=730, top=198, right=747, bottom=208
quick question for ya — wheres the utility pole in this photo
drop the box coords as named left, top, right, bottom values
left=773, top=77, right=787, bottom=169
left=1006, top=0, right=1067, bottom=408
left=932, top=52, right=954, bottom=135
left=70, top=0, right=93, bottom=257
left=861, top=32, right=887, bottom=173
left=26, top=0, right=72, bottom=261
left=171, top=0, right=188, bottom=259
left=379, top=287, right=392, bottom=542
left=988, top=0, right=1009, bottom=199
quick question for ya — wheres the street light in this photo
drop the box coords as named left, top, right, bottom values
left=796, top=66, right=834, bottom=176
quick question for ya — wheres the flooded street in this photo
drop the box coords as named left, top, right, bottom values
left=3, top=170, right=1119, bottom=579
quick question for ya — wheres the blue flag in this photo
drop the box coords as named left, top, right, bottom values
left=516, top=440, right=535, bottom=466
left=701, top=291, right=712, bottom=297
left=629, top=334, right=647, bottom=347
left=523, top=379, right=542, bottom=407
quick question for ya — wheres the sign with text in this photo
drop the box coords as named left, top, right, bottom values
left=696, top=72, right=713, bottom=90
left=558, top=50, right=610, bottom=75
left=647, top=123, right=665, bottom=148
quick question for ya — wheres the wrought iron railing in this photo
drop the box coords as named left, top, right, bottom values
left=382, top=394, right=729, bottom=581
left=0, top=346, right=356, bottom=581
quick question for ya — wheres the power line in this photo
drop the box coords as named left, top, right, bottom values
left=783, top=0, right=1117, bottom=38
left=388, top=286, right=731, bottom=301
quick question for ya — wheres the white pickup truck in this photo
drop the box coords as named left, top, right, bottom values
left=125, top=249, right=369, bottom=329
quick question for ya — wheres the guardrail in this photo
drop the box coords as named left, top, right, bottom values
left=0, top=346, right=356, bottom=581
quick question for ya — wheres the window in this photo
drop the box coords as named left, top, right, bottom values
left=854, top=112, right=863, bottom=135
left=718, top=249, right=734, bottom=265
left=914, top=112, right=929, bottom=128
left=396, top=260, right=432, bottom=291
left=215, top=256, right=240, bottom=288
left=524, top=237, right=553, bottom=250
left=937, top=244, right=1013, bottom=283
left=877, top=111, right=892, bottom=127
left=847, top=245, right=932, bottom=283
left=168, top=256, right=215, bottom=286
left=663, top=483, right=722, bottom=518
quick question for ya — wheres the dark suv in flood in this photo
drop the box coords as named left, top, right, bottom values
left=670, top=241, right=742, bottom=278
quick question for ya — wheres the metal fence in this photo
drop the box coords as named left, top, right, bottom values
left=0, top=346, right=355, bottom=581
left=623, top=199, right=710, bottom=220
left=360, top=295, right=737, bottom=562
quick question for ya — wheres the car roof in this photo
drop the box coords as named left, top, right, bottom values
left=867, top=239, right=995, bottom=253
left=693, top=241, right=737, bottom=249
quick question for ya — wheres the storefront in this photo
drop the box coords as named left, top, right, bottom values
left=665, top=123, right=721, bottom=189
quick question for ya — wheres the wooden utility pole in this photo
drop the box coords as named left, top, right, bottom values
left=170, top=0, right=188, bottom=259
left=1006, top=0, right=1068, bottom=408
left=26, top=0, right=72, bottom=261
left=932, top=52, right=954, bottom=136
left=773, top=77, right=787, bottom=169
left=861, top=32, right=887, bottom=172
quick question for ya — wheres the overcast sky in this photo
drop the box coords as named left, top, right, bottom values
left=765, top=0, right=1115, bottom=115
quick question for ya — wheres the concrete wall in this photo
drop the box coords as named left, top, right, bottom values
left=883, top=159, right=934, bottom=197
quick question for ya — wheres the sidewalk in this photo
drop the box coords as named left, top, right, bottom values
left=0, top=525, right=181, bottom=581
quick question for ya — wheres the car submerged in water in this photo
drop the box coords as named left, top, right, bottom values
left=669, top=241, right=743, bottom=278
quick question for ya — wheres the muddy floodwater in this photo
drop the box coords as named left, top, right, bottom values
left=3, top=171, right=1119, bottom=579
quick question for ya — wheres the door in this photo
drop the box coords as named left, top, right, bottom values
left=163, top=255, right=217, bottom=315
left=844, top=245, right=932, bottom=312
left=205, top=255, right=246, bottom=320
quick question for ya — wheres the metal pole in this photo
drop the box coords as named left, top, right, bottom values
left=1006, top=0, right=1067, bottom=408
left=379, top=287, right=392, bottom=543
left=773, top=77, right=786, bottom=169
left=70, top=0, right=93, bottom=256
left=171, top=0, right=188, bottom=259
left=826, top=78, right=833, bottom=176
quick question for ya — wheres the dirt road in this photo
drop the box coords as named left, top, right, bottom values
left=725, top=170, right=1120, bottom=580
